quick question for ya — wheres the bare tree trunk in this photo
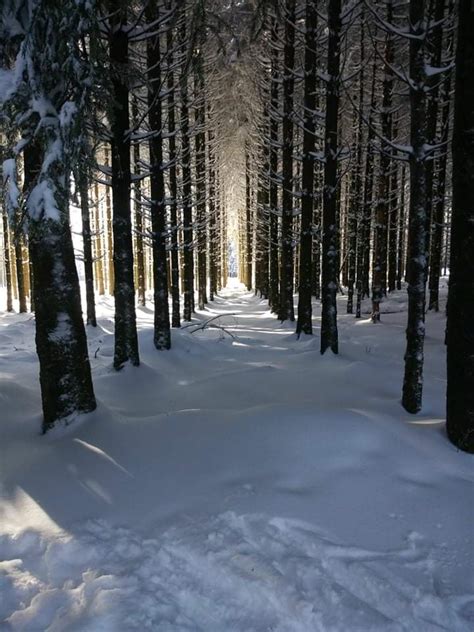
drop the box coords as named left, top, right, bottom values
left=372, top=0, right=394, bottom=321
left=402, top=0, right=428, bottom=414
left=320, top=0, right=341, bottom=355
left=26, top=140, right=96, bottom=432
left=104, top=146, right=114, bottom=295
left=146, top=0, right=171, bottom=349
left=131, top=97, right=146, bottom=308
left=279, top=0, right=296, bottom=322
left=109, top=5, right=140, bottom=368
left=78, top=171, right=97, bottom=326
left=446, top=0, right=474, bottom=453
left=179, top=3, right=194, bottom=321
left=268, top=17, right=280, bottom=313
left=296, top=0, right=317, bottom=336
left=166, top=0, right=180, bottom=326
left=2, top=207, right=13, bottom=312
left=194, top=48, right=207, bottom=309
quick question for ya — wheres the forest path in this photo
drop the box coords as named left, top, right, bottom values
left=1, top=282, right=473, bottom=631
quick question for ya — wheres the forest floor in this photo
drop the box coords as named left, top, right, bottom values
left=0, top=281, right=473, bottom=631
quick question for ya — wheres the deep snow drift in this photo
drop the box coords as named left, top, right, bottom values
left=0, top=282, right=473, bottom=631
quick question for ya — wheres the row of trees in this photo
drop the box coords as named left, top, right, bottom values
left=0, top=0, right=473, bottom=453
left=234, top=0, right=473, bottom=451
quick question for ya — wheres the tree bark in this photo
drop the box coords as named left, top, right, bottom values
left=446, top=0, right=474, bottom=453
left=78, top=172, right=97, bottom=326
left=109, top=5, right=140, bottom=368
left=320, top=0, right=341, bottom=355
left=166, top=0, right=181, bottom=326
left=402, top=0, right=428, bottom=414
left=268, top=17, right=280, bottom=313
left=279, top=0, right=296, bottom=322
left=147, top=0, right=171, bottom=349
left=179, top=3, right=194, bottom=321
left=296, top=0, right=317, bottom=336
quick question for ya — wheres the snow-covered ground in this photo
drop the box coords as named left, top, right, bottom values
left=0, top=281, right=473, bottom=631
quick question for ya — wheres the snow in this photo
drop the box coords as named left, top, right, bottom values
left=0, top=281, right=473, bottom=630
left=27, top=179, right=60, bottom=221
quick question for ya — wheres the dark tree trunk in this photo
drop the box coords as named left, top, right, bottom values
left=14, top=224, right=27, bottom=313
left=446, top=0, right=474, bottom=453
left=387, top=141, right=399, bottom=293
left=166, top=0, right=181, bottom=326
left=424, top=0, right=445, bottom=286
left=296, top=0, right=317, bottom=336
left=104, top=146, right=114, bottom=295
left=2, top=207, right=13, bottom=312
left=372, top=0, right=394, bottom=321
left=346, top=106, right=359, bottom=315
left=109, top=6, right=140, bottom=369
left=361, top=58, right=377, bottom=299
left=208, top=122, right=218, bottom=301
left=279, top=0, right=296, bottom=322
left=396, top=164, right=407, bottom=290
left=402, top=0, right=428, bottom=414
left=245, top=148, right=253, bottom=290
left=78, top=172, right=97, bottom=327
left=194, top=49, right=207, bottom=309
left=268, top=17, right=280, bottom=313
left=355, top=13, right=366, bottom=319
left=428, top=79, right=450, bottom=311
left=147, top=0, right=171, bottom=349
left=320, top=0, right=341, bottom=355
left=179, top=4, right=194, bottom=321
left=132, top=97, right=146, bottom=308
left=312, top=158, right=322, bottom=299
left=26, top=142, right=96, bottom=432
left=429, top=0, right=453, bottom=311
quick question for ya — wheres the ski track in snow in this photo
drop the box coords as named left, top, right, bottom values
left=0, top=512, right=472, bottom=632
left=0, top=282, right=473, bottom=631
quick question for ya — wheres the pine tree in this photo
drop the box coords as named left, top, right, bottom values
left=1, top=0, right=97, bottom=431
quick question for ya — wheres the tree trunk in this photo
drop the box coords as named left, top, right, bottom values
left=78, top=172, right=97, bottom=326
left=279, top=0, right=296, bottom=321
left=320, top=0, right=341, bottom=355
left=147, top=0, right=171, bottom=350
left=446, top=0, right=474, bottom=453
left=2, top=207, right=13, bottom=312
left=402, top=0, right=428, bottom=414
left=268, top=17, right=280, bottom=313
left=166, top=0, right=181, bottom=326
left=109, top=6, right=140, bottom=368
left=26, top=141, right=96, bottom=432
left=104, top=146, right=114, bottom=295
left=296, top=0, right=317, bottom=336
left=132, top=97, right=146, bottom=308
left=194, top=49, right=207, bottom=309
left=372, top=0, right=394, bottom=320
left=179, top=4, right=194, bottom=321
